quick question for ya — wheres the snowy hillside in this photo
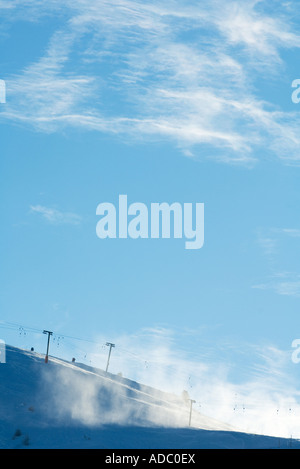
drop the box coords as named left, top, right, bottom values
left=0, top=345, right=299, bottom=449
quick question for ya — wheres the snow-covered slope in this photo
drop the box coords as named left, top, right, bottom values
left=0, top=345, right=299, bottom=449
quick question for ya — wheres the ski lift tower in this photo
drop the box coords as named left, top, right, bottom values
left=43, top=330, right=53, bottom=363
left=105, top=342, right=115, bottom=372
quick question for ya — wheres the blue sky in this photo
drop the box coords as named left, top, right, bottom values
left=1, top=0, right=300, bottom=437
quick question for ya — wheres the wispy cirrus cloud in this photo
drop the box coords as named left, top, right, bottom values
left=276, top=228, right=300, bottom=238
left=253, top=227, right=300, bottom=297
left=1, top=0, right=300, bottom=164
left=30, top=205, right=82, bottom=225
left=215, top=0, right=300, bottom=61
left=253, top=273, right=300, bottom=297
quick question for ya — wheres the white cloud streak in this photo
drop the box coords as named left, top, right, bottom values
left=253, top=274, right=300, bottom=297
left=254, top=227, right=300, bottom=297
left=30, top=205, right=82, bottom=225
